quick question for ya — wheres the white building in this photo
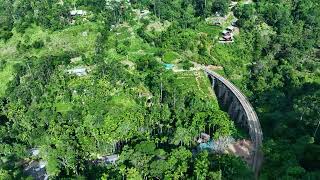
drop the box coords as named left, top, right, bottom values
left=70, top=10, right=87, bottom=16
left=67, top=67, right=88, bottom=76
left=103, top=154, right=119, bottom=164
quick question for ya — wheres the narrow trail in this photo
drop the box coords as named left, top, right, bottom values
left=194, top=72, right=205, bottom=94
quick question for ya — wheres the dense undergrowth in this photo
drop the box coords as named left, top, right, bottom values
left=0, top=0, right=319, bottom=179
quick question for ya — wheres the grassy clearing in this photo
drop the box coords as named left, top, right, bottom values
left=146, top=21, right=171, bottom=32
left=0, top=22, right=101, bottom=61
left=45, top=22, right=100, bottom=57
left=0, top=40, right=18, bottom=61
left=196, top=23, right=222, bottom=37
left=128, top=37, right=145, bottom=52
left=163, top=51, right=179, bottom=64
left=197, top=72, right=214, bottom=95
left=174, top=71, right=214, bottom=99
left=108, top=94, right=136, bottom=110
left=55, top=102, right=73, bottom=113
left=0, top=63, right=15, bottom=97
left=107, top=24, right=157, bottom=63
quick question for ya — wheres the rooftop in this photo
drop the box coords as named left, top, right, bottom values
left=97, top=154, right=119, bottom=164
left=67, top=67, right=87, bottom=76
left=70, top=10, right=87, bottom=16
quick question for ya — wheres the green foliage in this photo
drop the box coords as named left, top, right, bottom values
left=32, top=40, right=45, bottom=49
left=210, top=154, right=253, bottom=179
left=235, top=0, right=320, bottom=178
left=0, top=0, right=14, bottom=41
left=127, top=168, right=143, bottom=180
left=0, top=0, right=319, bottom=179
left=211, top=0, right=231, bottom=16
left=196, top=22, right=222, bottom=37
left=234, top=4, right=256, bottom=27
left=194, top=151, right=209, bottom=180
left=181, top=60, right=194, bottom=70
left=0, top=169, right=12, bottom=180
left=0, top=31, right=13, bottom=42
left=0, top=62, right=14, bottom=97
left=0, top=60, right=7, bottom=71
left=55, top=102, right=73, bottom=113
left=163, top=51, right=179, bottom=64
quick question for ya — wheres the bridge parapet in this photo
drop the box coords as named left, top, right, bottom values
left=204, top=69, right=263, bottom=177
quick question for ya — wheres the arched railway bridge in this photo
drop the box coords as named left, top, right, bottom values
left=204, top=69, right=263, bottom=177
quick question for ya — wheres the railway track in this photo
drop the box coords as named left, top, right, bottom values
left=204, top=69, right=263, bottom=177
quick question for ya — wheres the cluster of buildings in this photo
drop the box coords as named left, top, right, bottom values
left=221, top=26, right=235, bottom=42
left=68, top=8, right=88, bottom=25
left=209, top=1, right=240, bottom=43
left=220, top=25, right=236, bottom=42
left=24, top=148, right=119, bottom=179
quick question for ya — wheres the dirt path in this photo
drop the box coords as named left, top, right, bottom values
left=194, top=72, right=205, bottom=94
left=226, top=139, right=254, bottom=164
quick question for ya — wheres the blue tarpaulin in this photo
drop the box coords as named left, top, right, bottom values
left=164, top=64, right=174, bottom=70
left=198, top=140, right=215, bottom=151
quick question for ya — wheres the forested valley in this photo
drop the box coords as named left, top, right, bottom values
left=0, top=0, right=319, bottom=179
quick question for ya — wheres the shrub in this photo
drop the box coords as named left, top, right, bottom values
left=0, top=60, right=7, bottom=71
left=0, top=30, right=13, bottom=42
left=32, top=40, right=45, bottom=49
left=181, top=60, right=194, bottom=70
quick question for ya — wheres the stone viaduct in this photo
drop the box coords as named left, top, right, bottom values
left=204, top=69, right=263, bottom=177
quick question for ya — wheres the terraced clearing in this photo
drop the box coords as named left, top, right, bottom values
left=175, top=71, right=214, bottom=99
left=0, top=23, right=100, bottom=60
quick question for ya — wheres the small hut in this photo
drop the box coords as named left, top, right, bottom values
left=70, top=9, right=87, bottom=16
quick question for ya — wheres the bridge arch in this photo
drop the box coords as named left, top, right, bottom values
left=205, top=69, right=263, bottom=177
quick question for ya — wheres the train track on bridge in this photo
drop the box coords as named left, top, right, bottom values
left=204, top=68, right=263, bottom=178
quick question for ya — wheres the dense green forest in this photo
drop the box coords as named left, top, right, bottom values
left=0, top=0, right=319, bottom=179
